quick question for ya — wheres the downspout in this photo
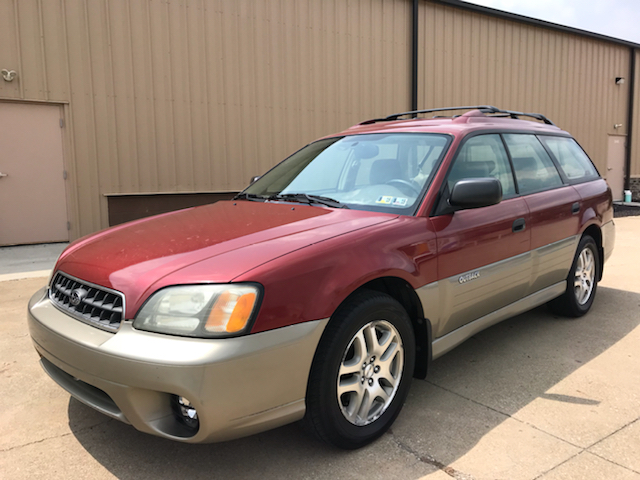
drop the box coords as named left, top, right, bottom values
left=625, top=47, right=636, bottom=191
left=411, top=0, right=419, bottom=115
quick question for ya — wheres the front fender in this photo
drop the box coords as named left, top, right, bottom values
left=236, top=216, right=438, bottom=334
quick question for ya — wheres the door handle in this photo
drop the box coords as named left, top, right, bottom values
left=0, top=172, right=8, bottom=178
left=512, top=217, right=526, bottom=232
left=572, top=202, right=580, bottom=214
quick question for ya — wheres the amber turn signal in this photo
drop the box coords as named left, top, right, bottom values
left=206, top=290, right=257, bottom=333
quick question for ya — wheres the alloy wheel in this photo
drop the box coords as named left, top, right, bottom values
left=337, top=320, right=404, bottom=426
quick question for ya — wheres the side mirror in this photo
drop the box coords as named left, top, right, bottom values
left=249, top=175, right=261, bottom=185
left=449, top=178, right=502, bottom=210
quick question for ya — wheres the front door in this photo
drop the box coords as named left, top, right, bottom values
left=430, top=134, right=532, bottom=338
left=606, top=135, right=626, bottom=201
left=0, top=103, right=68, bottom=245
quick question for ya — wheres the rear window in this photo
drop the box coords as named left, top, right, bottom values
left=503, top=134, right=563, bottom=194
left=447, top=134, right=516, bottom=198
left=539, top=136, right=599, bottom=182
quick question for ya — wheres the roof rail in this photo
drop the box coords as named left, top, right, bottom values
left=359, top=105, right=555, bottom=126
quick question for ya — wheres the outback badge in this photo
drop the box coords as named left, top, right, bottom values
left=458, top=271, right=480, bottom=284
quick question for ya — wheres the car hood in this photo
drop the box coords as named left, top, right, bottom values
left=55, top=200, right=395, bottom=318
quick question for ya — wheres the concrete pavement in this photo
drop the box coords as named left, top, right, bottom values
left=0, top=243, right=67, bottom=282
left=1, top=219, right=639, bottom=479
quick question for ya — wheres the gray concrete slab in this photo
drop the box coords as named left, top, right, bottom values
left=2, top=218, right=640, bottom=479
left=0, top=243, right=67, bottom=281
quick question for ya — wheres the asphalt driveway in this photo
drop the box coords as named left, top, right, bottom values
left=1, top=218, right=639, bottom=480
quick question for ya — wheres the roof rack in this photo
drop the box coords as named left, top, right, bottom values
left=359, top=105, right=555, bottom=126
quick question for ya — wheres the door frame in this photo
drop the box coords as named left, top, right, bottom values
left=0, top=99, right=76, bottom=244
left=606, top=134, right=627, bottom=202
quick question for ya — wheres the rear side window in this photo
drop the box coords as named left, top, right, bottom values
left=539, top=136, right=599, bottom=182
left=503, top=134, right=563, bottom=194
left=448, top=134, right=516, bottom=197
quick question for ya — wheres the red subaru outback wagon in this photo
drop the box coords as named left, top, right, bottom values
left=28, top=106, right=614, bottom=449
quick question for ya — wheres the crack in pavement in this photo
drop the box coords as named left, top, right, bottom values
left=583, top=416, right=640, bottom=476
left=387, top=428, right=476, bottom=480
left=0, top=419, right=113, bottom=453
left=426, top=380, right=640, bottom=478
left=426, top=380, right=585, bottom=448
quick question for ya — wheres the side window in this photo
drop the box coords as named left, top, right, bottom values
left=538, top=136, right=599, bottom=181
left=503, top=134, right=563, bottom=194
left=448, top=134, right=516, bottom=197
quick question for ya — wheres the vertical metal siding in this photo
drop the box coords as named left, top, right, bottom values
left=1, top=0, right=635, bottom=238
left=0, top=1, right=21, bottom=99
left=632, top=49, right=640, bottom=176
left=419, top=2, right=630, bottom=173
left=0, top=0, right=411, bottom=237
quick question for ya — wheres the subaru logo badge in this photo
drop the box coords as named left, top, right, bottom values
left=70, top=288, right=87, bottom=306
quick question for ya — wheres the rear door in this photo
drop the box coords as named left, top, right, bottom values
left=431, top=134, right=531, bottom=338
left=503, top=134, right=581, bottom=295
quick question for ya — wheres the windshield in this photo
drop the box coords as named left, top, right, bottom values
left=242, top=133, right=451, bottom=214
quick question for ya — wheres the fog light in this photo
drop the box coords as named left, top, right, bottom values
left=172, top=395, right=199, bottom=430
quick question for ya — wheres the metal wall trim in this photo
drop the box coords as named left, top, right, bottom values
left=625, top=48, right=636, bottom=190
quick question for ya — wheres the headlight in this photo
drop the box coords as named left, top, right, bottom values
left=133, top=284, right=260, bottom=338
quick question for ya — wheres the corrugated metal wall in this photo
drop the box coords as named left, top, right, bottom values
left=632, top=48, right=640, bottom=177
left=419, top=2, right=631, bottom=172
left=1, top=0, right=638, bottom=239
left=0, top=0, right=411, bottom=237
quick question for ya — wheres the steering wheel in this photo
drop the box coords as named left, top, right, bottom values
left=385, top=179, right=421, bottom=196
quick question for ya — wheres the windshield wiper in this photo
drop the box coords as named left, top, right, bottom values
left=232, top=192, right=266, bottom=202
left=267, top=193, right=348, bottom=209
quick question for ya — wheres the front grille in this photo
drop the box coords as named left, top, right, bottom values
left=49, top=272, right=125, bottom=332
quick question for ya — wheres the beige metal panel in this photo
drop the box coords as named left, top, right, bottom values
left=419, top=2, right=630, bottom=174
left=185, top=0, right=209, bottom=193
left=167, top=0, right=194, bottom=191
left=63, top=0, right=103, bottom=234
left=40, top=0, right=70, bottom=100
left=632, top=49, right=640, bottom=176
left=109, top=0, right=143, bottom=193
left=13, top=0, right=47, bottom=99
left=85, top=0, right=117, bottom=198
left=128, top=1, right=158, bottom=193
left=53, top=0, right=409, bottom=205
left=0, top=1, right=21, bottom=99
left=147, top=0, right=174, bottom=193
left=2, top=0, right=636, bottom=242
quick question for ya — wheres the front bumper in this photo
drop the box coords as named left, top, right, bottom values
left=28, top=287, right=328, bottom=443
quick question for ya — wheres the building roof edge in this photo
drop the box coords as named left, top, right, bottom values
left=430, top=0, right=640, bottom=49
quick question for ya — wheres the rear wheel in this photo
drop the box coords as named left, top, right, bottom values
left=303, top=291, right=415, bottom=449
left=548, top=235, right=599, bottom=317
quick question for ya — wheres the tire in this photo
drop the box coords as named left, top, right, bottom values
left=548, top=235, right=599, bottom=317
left=303, top=290, right=415, bottom=449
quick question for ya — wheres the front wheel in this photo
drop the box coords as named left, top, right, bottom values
left=548, top=235, right=599, bottom=317
left=303, top=291, right=415, bottom=449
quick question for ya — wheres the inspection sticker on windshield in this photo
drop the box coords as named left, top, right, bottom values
left=392, top=197, right=408, bottom=206
left=376, top=196, right=394, bottom=204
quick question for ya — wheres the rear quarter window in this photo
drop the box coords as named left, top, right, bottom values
left=539, top=136, right=599, bottom=182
